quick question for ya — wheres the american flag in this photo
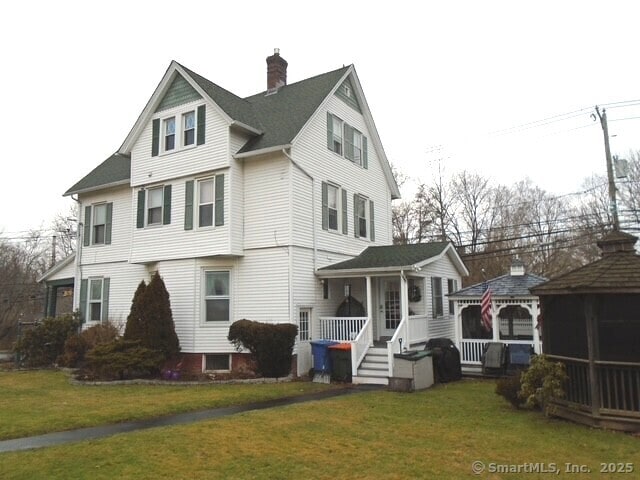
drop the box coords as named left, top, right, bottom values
left=481, top=284, right=492, bottom=332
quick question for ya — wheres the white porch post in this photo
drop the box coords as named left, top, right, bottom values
left=453, top=301, right=461, bottom=349
left=400, top=273, right=409, bottom=344
left=366, top=276, right=373, bottom=346
left=491, top=301, right=499, bottom=342
left=532, top=299, right=541, bottom=354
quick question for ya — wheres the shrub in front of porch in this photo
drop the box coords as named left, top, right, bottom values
left=58, top=322, right=120, bottom=368
left=228, top=320, right=298, bottom=378
left=14, top=313, right=80, bottom=367
left=520, top=354, right=567, bottom=412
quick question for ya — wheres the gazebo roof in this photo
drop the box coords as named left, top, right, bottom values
left=450, top=272, right=546, bottom=298
left=531, top=230, right=640, bottom=295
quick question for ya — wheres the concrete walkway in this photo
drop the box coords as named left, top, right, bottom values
left=0, top=385, right=380, bottom=453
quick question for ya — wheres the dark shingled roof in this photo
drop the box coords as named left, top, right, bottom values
left=451, top=273, right=547, bottom=297
left=320, top=242, right=450, bottom=271
left=239, top=66, right=350, bottom=153
left=531, top=232, right=640, bottom=295
left=64, top=153, right=131, bottom=196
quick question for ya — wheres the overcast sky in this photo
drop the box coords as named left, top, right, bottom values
left=2, top=1, right=639, bottom=239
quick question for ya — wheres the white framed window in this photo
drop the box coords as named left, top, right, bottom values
left=147, top=186, right=164, bottom=225
left=356, top=195, right=367, bottom=238
left=327, top=184, right=339, bottom=231
left=198, top=178, right=214, bottom=227
left=163, top=117, right=176, bottom=151
left=92, top=204, right=107, bottom=245
left=327, top=114, right=343, bottom=155
left=204, top=270, right=230, bottom=322
left=183, top=111, right=195, bottom=146
left=345, top=126, right=363, bottom=166
left=431, top=277, right=444, bottom=318
left=89, top=278, right=104, bottom=322
left=205, top=354, right=230, bottom=371
left=299, top=308, right=311, bottom=341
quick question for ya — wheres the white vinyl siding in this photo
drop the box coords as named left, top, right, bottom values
left=424, top=256, right=463, bottom=340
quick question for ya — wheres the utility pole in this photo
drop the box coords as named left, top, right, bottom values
left=51, top=235, right=57, bottom=269
left=595, top=106, right=619, bottom=231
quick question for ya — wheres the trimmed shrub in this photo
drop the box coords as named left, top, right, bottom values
left=58, top=322, right=120, bottom=368
left=123, top=273, right=180, bottom=360
left=495, top=373, right=524, bottom=408
left=520, top=354, right=567, bottom=412
left=228, top=319, right=298, bottom=377
left=85, top=339, right=165, bottom=380
left=14, top=313, right=80, bottom=367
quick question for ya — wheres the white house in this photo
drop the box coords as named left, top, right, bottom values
left=42, top=51, right=468, bottom=383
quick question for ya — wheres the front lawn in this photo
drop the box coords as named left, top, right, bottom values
left=0, top=370, right=332, bottom=440
left=1, top=378, right=638, bottom=479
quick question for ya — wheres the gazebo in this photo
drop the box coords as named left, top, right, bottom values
left=449, top=259, right=546, bottom=371
left=531, top=231, right=640, bottom=432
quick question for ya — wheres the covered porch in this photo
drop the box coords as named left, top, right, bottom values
left=316, top=242, right=468, bottom=385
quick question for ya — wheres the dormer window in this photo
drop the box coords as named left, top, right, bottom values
left=327, top=112, right=368, bottom=169
left=164, top=117, right=176, bottom=151
left=183, top=111, right=195, bottom=146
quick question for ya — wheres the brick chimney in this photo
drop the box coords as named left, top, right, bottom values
left=266, top=48, right=287, bottom=90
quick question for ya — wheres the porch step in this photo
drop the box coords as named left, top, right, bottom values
left=354, top=347, right=390, bottom=386
left=352, top=374, right=389, bottom=386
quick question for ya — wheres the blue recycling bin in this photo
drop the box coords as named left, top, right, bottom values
left=311, top=340, right=338, bottom=373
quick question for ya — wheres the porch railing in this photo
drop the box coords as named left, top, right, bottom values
left=459, top=339, right=538, bottom=365
left=408, top=315, right=428, bottom=345
left=319, top=317, right=367, bottom=342
left=351, top=317, right=373, bottom=376
left=547, top=355, right=640, bottom=417
left=387, top=316, right=409, bottom=377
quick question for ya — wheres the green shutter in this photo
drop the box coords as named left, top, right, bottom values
left=79, top=279, right=88, bottom=324
left=197, top=105, right=206, bottom=145
left=344, top=124, right=354, bottom=161
left=152, top=119, right=160, bottom=157
left=363, top=136, right=368, bottom=169
left=369, top=200, right=375, bottom=242
left=136, top=190, right=145, bottom=228
left=353, top=194, right=359, bottom=238
left=215, top=174, right=224, bottom=226
left=101, top=278, right=110, bottom=323
left=326, top=112, right=333, bottom=150
left=105, top=203, right=113, bottom=245
left=83, top=206, right=91, bottom=246
left=163, top=185, right=172, bottom=225
left=184, top=180, right=194, bottom=230
left=341, top=188, right=348, bottom=234
left=321, top=182, right=328, bottom=231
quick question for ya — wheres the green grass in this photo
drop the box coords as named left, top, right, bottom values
left=0, top=370, right=333, bottom=440
left=1, top=377, right=638, bottom=479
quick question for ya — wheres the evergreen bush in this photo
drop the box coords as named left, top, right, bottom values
left=495, top=373, right=524, bottom=408
left=228, top=319, right=298, bottom=377
left=14, top=313, right=80, bottom=367
left=85, top=339, right=165, bottom=380
left=58, top=322, right=120, bottom=368
left=520, top=354, right=567, bottom=412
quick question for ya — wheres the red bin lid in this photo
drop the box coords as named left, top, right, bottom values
left=328, top=343, right=352, bottom=350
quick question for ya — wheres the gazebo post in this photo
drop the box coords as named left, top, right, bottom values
left=584, top=296, right=601, bottom=416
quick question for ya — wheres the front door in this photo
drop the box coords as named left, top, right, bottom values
left=379, top=279, right=401, bottom=338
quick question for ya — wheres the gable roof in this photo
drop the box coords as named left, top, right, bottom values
left=318, top=242, right=468, bottom=276
left=64, top=153, right=130, bottom=196
left=450, top=272, right=547, bottom=298
left=67, top=59, right=399, bottom=198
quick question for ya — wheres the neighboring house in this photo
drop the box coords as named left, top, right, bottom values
left=41, top=51, right=467, bottom=383
left=448, top=259, right=545, bottom=372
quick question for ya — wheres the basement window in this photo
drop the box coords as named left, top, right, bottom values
left=205, top=354, right=230, bottom=371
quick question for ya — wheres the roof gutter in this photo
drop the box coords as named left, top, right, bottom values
left=64, top=179, right=131, bottom=197
left=233, top=144, right=292, bottom=159
left=316, top=265, right=417, bottom=278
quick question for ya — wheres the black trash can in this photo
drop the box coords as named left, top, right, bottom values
left=425, top=338, right=462, bottom=383
left=328, top=343, right=352, bottom=382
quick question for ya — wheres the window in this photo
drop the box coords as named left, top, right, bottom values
left=327, top=184, right=339, bottom=231
left=198, top=178, right=214, bottom=227
left=205, top=354, right=230, bottom=371
left=448, top=279, right=458, bottom=315
left=147, top=187, right=164, bottom=225
left=204, top=271, right=230, bottom=322
left=299, top=308, right=311, bottom=341
left=355, top=195, right=367, bottom=238
left=345, top=126, right=363, bottom=165
left=92, top=204, right=107, bottom=244
left=183, top=111, right=195, bottom=146
left=328, top=113, right=343, bottom=155
left=89, top=278, right=103, bottom=322
left=431, top=277, right=443, bottom=317
left=164, top=117, right=176, bottom=151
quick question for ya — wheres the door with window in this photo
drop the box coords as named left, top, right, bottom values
left=379, top=279, right=401, bottom=338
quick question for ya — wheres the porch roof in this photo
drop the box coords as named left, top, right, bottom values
left=317, top=242, right=468, bottom=277
left=450, top=272, right=546, bottom=298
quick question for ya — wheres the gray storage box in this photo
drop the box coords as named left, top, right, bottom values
left=391, top=350, right=434, bottom=391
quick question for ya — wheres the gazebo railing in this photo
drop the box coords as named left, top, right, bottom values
left=459, top=338, right=537, bottom=365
